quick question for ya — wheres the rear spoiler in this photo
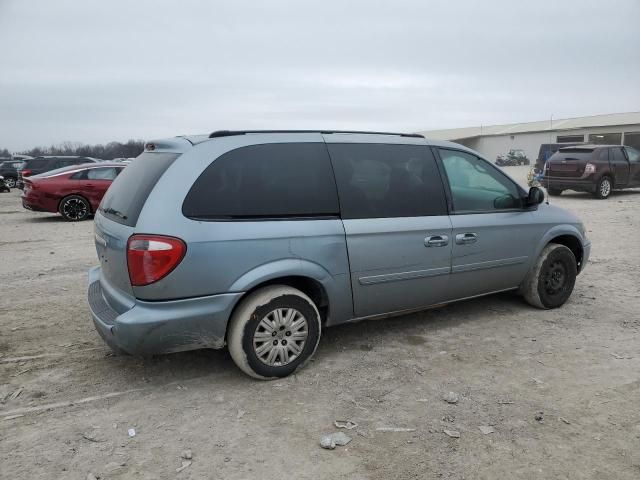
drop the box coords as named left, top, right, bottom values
left=143, top=137, right=194, bottom=154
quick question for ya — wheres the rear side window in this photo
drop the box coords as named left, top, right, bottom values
left=25, top=158, right=48, bottom=169
left=327, top=143, right=446, bottom=219
left=611, top=148, right=626, bottom=163
left=87, top=167, right=119, bottom=180
left=100, top=152, right=179, bottom=226
left=183, top=143, right=339, bottom=220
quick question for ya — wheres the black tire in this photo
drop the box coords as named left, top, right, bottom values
left=548, top=187, right=562, bottom=196
left=522, top=243, right=577, bottom=309
left=227, top=285, right=321, bottom=379
left=59, top=195, right=91, bottom=221
left=4, top=176, right=16, bottom=188
left=594, top=176, right=612, bottom=199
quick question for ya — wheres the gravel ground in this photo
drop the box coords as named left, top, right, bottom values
left=1, top=165, right=639, bottom=479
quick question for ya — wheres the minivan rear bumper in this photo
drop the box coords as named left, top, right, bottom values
left=87, top=267, right=242, bottom=355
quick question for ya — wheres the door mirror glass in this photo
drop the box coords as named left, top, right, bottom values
left=527, top=186, right=545, bottom=206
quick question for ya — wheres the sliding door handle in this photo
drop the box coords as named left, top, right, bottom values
left=424, top=235, right=449, bottom=247
left=455, top=233, right=478, bottom=245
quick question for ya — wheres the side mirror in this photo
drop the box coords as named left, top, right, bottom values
left=527, top=186, right=545, bottom=206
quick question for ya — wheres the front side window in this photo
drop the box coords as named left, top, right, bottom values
left=327, top=143, right=446, bottom=219
left=183, top=143, right=339, bottom=219
left=624, top=146, right=640, bottom=162
left=439, top=149, right=522, bottom=212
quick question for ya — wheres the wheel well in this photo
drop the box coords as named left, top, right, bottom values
left=549, top=235, right=584, bottom=272
left=234, top=276, right=330, bottom=324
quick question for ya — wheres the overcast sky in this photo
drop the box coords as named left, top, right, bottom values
left=1, top=0, right=639, bottom=151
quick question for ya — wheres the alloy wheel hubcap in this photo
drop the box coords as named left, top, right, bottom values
left=5, top=178, right=15, bottom=188
left=543, top=260, right=567, bottom=295
left=600, top=179, right=611, bottom=197
left=63, top=199, right=88, bottom=220
left=253, top=307, right=308, bottom=367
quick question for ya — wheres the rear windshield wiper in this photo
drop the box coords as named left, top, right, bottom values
left=101, top=207, right=128, bottom=220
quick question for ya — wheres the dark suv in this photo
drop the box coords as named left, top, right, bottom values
left=543, top=145, right=640, bottom=199
left=0, top=160, right=23, bottom=188
left=17, top=156, right=99, bottom=188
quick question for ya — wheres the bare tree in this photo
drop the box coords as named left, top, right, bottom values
left=18, top=140, right=145, bottom=160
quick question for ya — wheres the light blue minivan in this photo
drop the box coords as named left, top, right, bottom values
left=88, top=130, right=590, bottom=378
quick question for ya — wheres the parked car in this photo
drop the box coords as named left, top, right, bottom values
left=496, top=149, right=530, bottom=166
left=543, top=145, right=640, bottom=199
left=88, top=130, right=590, bottom=379
left=0, top=175, right=10, bottom=193
left=0, top=160, right=23, bottom=188
left=17, top=156, right=100, bottom=188
left=21, top=163, right=125, bottom=220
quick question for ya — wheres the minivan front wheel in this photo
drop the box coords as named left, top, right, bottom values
left=227, top=285, right=321, bottom=379
left=522, top=243, right=577, bottom=309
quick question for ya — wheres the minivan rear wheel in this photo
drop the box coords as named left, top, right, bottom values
left=522, top=243, right=577, bottom=309
left=227, top=285, right=321, bottom=379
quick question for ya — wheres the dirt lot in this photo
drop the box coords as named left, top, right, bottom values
left=1, top=165, right=639, bottom=479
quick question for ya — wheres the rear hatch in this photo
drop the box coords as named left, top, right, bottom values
left=546, top=148, right=594, bottom=178
left=94, top=149, right=182, bottom=296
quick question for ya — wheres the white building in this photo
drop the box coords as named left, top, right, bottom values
left=419, top=112, right=640, bottom=162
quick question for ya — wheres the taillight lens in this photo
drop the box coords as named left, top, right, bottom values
left=21, top=169, right=33, bottom=177
left=584, top=163, right=596, bottom=174
left=127, top=235, right=186, bottom=286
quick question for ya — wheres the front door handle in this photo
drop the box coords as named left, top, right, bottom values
left=425, top=235, right=449, bottom=247
left=455, top=233, right=478, bottom=245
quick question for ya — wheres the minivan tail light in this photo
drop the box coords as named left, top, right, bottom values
left=584, top=163, right=596, bottom=174
left=21, top=169, right=33, bottom=177
left=127, top=235, right=186, bottom=286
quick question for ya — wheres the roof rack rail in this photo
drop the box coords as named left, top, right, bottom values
left=208, top=129, right=423, bottom=139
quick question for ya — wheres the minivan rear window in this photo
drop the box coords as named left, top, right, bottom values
left=99, top=152, right=179, bottom=226
left=183, top=143, right=339, bottom=220
left=24, top=158, right=49, bottom=168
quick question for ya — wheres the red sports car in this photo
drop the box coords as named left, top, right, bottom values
left=21, top=162, right=126, bottom=221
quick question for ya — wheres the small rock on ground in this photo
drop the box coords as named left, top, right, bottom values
left=320, top=431, right=352, bottom=449
left=442, top=392, right=460, bottom=404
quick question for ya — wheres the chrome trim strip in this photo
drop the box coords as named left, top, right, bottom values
left=452, top=256, right=528, bottom=273
left=359, top=266, right=450, bottom=285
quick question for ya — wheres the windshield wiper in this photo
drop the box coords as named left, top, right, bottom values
left=101, top=207, right=128, bottom=220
